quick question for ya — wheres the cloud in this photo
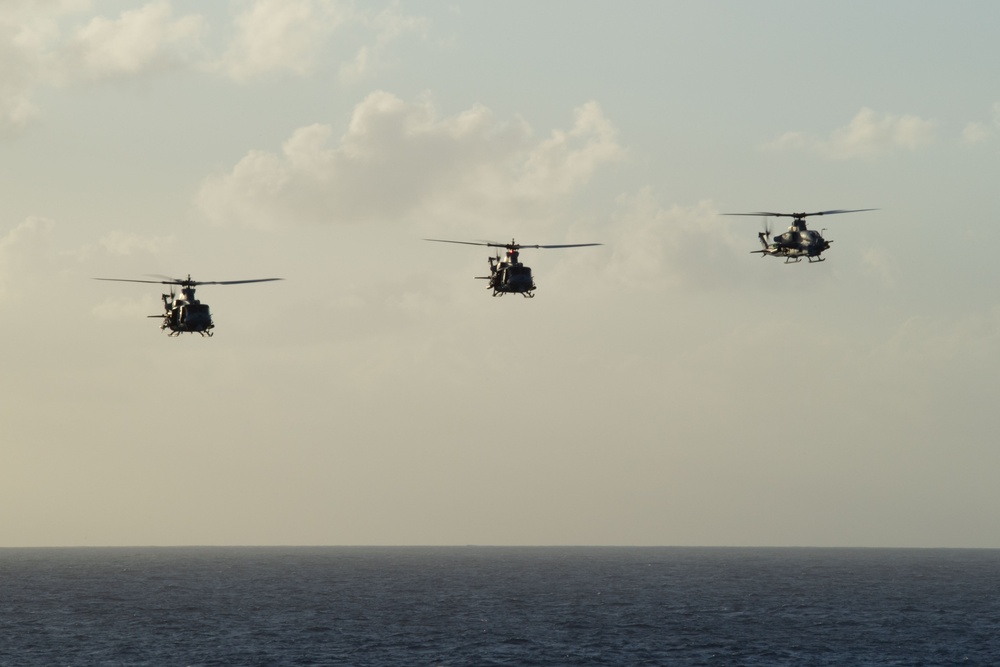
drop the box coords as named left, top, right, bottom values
left=196, top=93, right=624, bottom=228
left=962, top=122, right=993, bottom=145
left=89, top=294, right=158, bottom=322
left=860, top=246, right=898, bottom=289
left=885, top=309, right=1000, bottom=368
left=63, top=230, right=176, bottom=263
left=961, top=102, right=1000, bottom=145
left=0, top=2, right=204, bottom=132
left=0, top=1, right=426, bottom=133
left=214, top=0, right=348, bottom=81
left=65, top=1, right=205, bottom=80
left=766, top=107, right=936, bottom=159
left=337, top=2, right=429, bottom=84
left=215, top=0, right=427, bottom=83
left=98, top=230, right=174, bottom=256
left=0, top=217, right=55, bottom=302
left=0, top=82, right=39, bottom=133
left=0, top=3, right=67, bottom=131
left=597, top=189, right=746, bottom=293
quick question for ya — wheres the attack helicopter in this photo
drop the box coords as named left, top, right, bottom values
left=424, top=238, right=601, bottom=297
left=724, top=209, right=876, bottom=263
left=94, top=274, right=282, bottom=336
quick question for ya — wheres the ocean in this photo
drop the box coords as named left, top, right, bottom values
left=1, top=547, right=997, bottom=666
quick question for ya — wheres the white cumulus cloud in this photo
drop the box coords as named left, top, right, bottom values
left=214, top=0, right=349, bottom=81
left=0, top=1, right=426, bottom=134
left=337, top=2, right=429, bottom=84
left=767, top=107, right=936, bottom=159
left=66, top=1, right=205, bottom=80
left=0, top=1, right=204, bottom=132
left=0, top=3, right=68, bottom=131
left=196, top=92, right=625, bottom=228
left=214, top=0, right=426, bottom=83
left=961, top=102, right=1000, bottom=145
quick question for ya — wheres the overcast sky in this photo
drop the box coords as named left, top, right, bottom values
left=3, top=1, right=1000, bottom=548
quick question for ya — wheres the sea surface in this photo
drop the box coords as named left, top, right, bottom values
left=1, top=546, right=998, bottom=666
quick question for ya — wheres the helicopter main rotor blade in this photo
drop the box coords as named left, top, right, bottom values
left=424, top=238, right=601, bottom=249
left=724, top=208, right=877, bottom=219
left=522, top=243, right=603, bottom=249
left=424, top=238, right=497, bottom=248
left=146, top=274, right=283, bottom=286
left=189, top=278, right=283, bottom=285
left=95, top=277, right=282, bottom=286
left=723, top=212, right=791, bottom=218
left=796, top=208, right=878, bottom=217
left=94, top=277, right=178, bottom=285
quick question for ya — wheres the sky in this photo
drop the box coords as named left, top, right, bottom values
left=2, top=0, right=999, bottom=548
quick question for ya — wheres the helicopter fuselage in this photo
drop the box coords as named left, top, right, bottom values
left=156, top=288, right=215, bottom=336
left=756, top=220, right=831, bottom=263
left=483, top=248, right=536, bottom=297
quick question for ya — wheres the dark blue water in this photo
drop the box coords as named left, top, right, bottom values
left=1, top=547, right=998, bottom=666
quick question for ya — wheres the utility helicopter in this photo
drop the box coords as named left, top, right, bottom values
left=94, top=274, right=282, bottom=336
left=724, top=209, right=877, bottom=263
left=424, top=238, right=601, bottom=297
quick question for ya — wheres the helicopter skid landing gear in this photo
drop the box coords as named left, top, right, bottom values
left=490, top=290, right=535, bottom=298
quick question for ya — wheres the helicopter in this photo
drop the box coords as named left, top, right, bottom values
left=724, top=209, right=877, bottom=263
left=94, top=274, right=282, bottom=336
left=424, top=238, right=601, bottom=297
